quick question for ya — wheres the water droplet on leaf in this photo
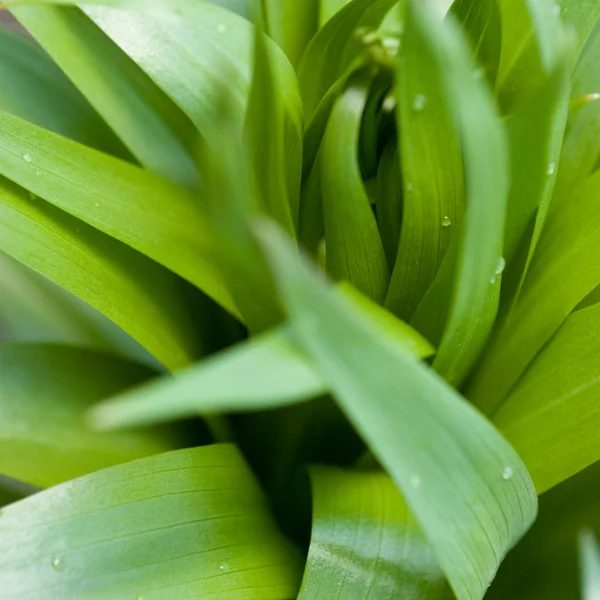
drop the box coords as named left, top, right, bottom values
left=412, top=94, right=427, bottom=112
left=441, top=215, right=452, bottom=227
left=51, top=556, right=66, bottom=571
left=406, top=182, right=414, bottom=192
left=22, top=153, right=32, bottom=163
left=502, top=466, right=513, bottom=481
left=29, top=192, right=37, bottom=201
left=382, top=95, right=396, bottom=114
left=547, top=162, right=556, bottom=175
left=495, top=257, right=506, bottom=275
left=217, top=24, right=227, bottom=34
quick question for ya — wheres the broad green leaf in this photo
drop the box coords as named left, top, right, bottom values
left=246, top=24, right=297, bottom=236
left=385, top=0, right=465, bottom=322
left=450, top=0, right=501, bottom=83
left=0, top=344, right=178, bottom=488
left=0, top=111, right=238, bottom=317
left=0, top=177, right=198, bottom=370
left=557, top=0, right=600, bottom=60
left=0, top=445, right=301, bottom=600
left=11, top=5, right=199, bottom=188
left=375, top=139, right=402, bottom=269
left=580, top=530, right=600, bottom=600
left=91, top=284, right=433, bottom=431
left=320, top=0, right=352, bottom=25
left=297, top=0, right=398, bottom=120
left=496, top=0, right=563, bottom=111
left=321, top=68, right=389, bottom=302
left=408, top=1, right=509, bottom=386
left=468, top=171, right=600, bottom=415
left=0, top=25, right=126, bottom=157
left=0, top=252, right=158, bottom=368
left=257, top=221, right=537, bottom=600
left=494, top=303, right=600, bottom=494
left=298, top=467, right=449, bottom=599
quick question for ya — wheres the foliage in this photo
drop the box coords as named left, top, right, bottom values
left=0, top=0, right=600, bottom=598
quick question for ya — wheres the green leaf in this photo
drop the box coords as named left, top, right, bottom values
left=0, top=344, right=178, bottom=488
left=298, top=467, right=449, bottom=599
left=0, top=25, right=126, bottom=157
left=557, top=0, right=600, bottom=60
left=11, top=5, right=199, bottom=188
left=0, top=110, right=238, bottom=317
left=321, top=68, right=389, bottom=302
left=375, top=139, right=402, bottom=269
left=468, top=171, right=600, bottom=415
left=90, top=283, right=433, bottom=431
left=494, top=302, right=600, bottom=494
left=496, top=0, right=563, bottom=111
left=384, top=0, right=465, bottom=322
left=580, top=530, right=600, bottom=600
left=0, top=252, right=158, bottom=368
left=297, top=0, right=398, bottom=120
left=0, top=177, right=198, bottom=370
left=408, top=1, right=509, bottom=386
left=0, top=445, right=301, bottom=600
left=257, top=221, right=537, bottom=600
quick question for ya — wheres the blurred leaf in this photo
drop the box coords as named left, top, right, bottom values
left=297, top=0, right=398, bottom=119
left=468, top=170, right=600, bottom=415
left=0, top=476, right=39, bottom=508
left=580, top=530, right=600, bottom=600
left=0, top=177, right=198, bottom=370
left=11, top=5, right=199, bottom=187
left=0, top=252, right=158, bottom=368
left=298, top=467, right=450, bottom=599
left=321, top=68, right=389, bottom=302
left=494, top=302, right=600, bottom=493
left=385, top=0, right=465, bottom=322
left=408, top=1, right=509, bottom=386
left=257, top=221, right=537, bottom=600
left=91, top=283, right=433, bottom=431
left=0, top=344, right=178, bottom=488
left=0, top=445, right=301, bottom=600
left=557, top=0, right=600, bottom=60
left=450, top=0, right=501, bottom=83
left=0, top=25, right=127, bottom=157
left=0, top=110, right=238, bottom=317
left=246, top=25, right=297, bottom=236
left=496, top=0, right=562, bottom=111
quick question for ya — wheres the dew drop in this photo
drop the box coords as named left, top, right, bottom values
left=409, top=474, right=421, bottom=489
left=412, top=94, right=427, bottom=112
left=219, top=563, right=228, bottom=573
left=441, top=215, right=452, bottom=227
left=382, top=95, right=397, bottom=114
left=495, top=256, right=506, bottom=276
left=406, top=182, right=414, bottom=192
left=217, top=24, right=227, bottom=34
left=29, top=192, right=37, bottom=201
left=51, top=555, right=66, bottom=571
left=35, top=171, right=42, bottom=177
left=22, top=153, right=32, bottom=164
left=94, top=202, right=100, bottom=207
left=490, top=275, right=497, bottom=285
left=547, top=162, right=556, bottom=175
left=502, top=466, right=514, bottom=481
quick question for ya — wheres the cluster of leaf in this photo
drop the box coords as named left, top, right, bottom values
left=1, top=0, right=600, bottom=598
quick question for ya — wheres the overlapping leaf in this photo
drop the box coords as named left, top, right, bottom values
left=298, top=466, right=449, bottom=599
left=0, top=445, right=301, bottom=600
left=257, top=221, right=537, bottom=600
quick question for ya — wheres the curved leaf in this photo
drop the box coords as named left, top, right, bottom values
left=0, top=177, right=198, bottom=370
left=0, top=445, right=301, bottom=600
left=0, top=344, right=176, bottom=488
left=297, top=0, right=398, bottom=119
left=0, top=25, right=126, bottom=157
left=0, top=110, right=238, bottom=317
left=257, top=221, right=537, bottom=600
left=495, top=303, right=600, bottom=494
left=90, top=284, right=433, bottom=431
left=321, top=68, right=389, bottom=302
left=11, top=5, right=199, bottom=187
left=299, top=467, right=449, bottom=599
left=385, top=0, right=465, bottom=322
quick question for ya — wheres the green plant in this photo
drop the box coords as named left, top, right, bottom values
left=0, top=0, right=599, bottom=598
